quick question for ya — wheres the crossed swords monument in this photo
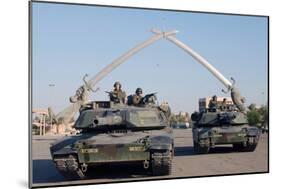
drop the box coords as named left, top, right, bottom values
left=53, top=29, right=246, bottom=125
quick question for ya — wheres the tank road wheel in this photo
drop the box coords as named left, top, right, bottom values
left=243, top=143, right=257, bottom=152
left=233, top=143, right=257, bottom=152
left=151, top=152, right=172, bottom=176
left=193, top=140, right=210, bottom=154
left=232, top=143, right=244, bottom=151
left=54, top=155, right=86, bottom=180
left=197, top=146, right=210, bottom=154
left=233, top=136, right=259, bottom=152
left=244, top=136, right=259, bottom=152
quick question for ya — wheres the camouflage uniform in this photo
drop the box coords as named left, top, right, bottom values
left=132, top=88, right=143, bottom=106
left=208, top=95, right=218, bottom=111
left=220, top=98, right=227, bottom=111
left=109, top=82, right=126, bottom=103
left=159, top=101, right=171, bottom=118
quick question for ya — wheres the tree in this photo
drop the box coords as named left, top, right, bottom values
left=177, top=115, right=186, bottom=122
left=169, top=113, right=177, bottom=125
left=247, top=110, right=261, bottom=126
left=246, top=103, right=268, bottom=128
left=258, top=105, right=268, bottom=128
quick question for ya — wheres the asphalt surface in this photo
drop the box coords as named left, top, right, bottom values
left=31, top=129, right=268, bottom=187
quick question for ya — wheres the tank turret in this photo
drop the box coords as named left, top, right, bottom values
left=73, top=93, right=169, bottom=131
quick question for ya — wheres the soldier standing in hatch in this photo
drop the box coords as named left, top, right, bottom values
left=109, top=82, right=126, bottom=103
left=220, top=98, right=227, bottom=111
left=132, top=88, right=143, bottom=106
left=208, top=95, right=218, bottom=111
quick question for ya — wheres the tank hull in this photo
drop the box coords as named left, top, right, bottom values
left=193, top=126, right=259, bottom=143
left=191, top=111, right=260, bottom=154
left=50, top=130, right=173, bottom=179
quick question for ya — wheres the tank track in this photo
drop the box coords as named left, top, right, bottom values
left=193, top=140, right=210, bottom=154
left=233, top=137, right=258, bottom=152
left=151, top=151, right=172, bottom=176
left=53, top=155, right=85, bottom=180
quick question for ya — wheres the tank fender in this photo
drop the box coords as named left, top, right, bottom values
left=50, top=135, right=91, bottom=155
left=198, top=130, right=210, bottom=139
left=50, top=137, right=75, bottom=154
left=51, top=147, right=78, bottom=157
left=246, top=127, right=260, bottom=137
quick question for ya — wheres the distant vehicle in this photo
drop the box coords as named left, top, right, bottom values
left=50, top=93, right=174, bottom=179
left=191, top=105, right=260, bottom=154
left=172, top=123, right=188, bottom=129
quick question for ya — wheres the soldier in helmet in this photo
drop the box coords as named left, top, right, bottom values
left=220, top=98, right=227, bottom=111
left=159, top=101, right=171, bottom=118
left=108, top=81, right=126, bottom=103
left=208, top=95, right=218, bottom=112
left=132, top=88, right=143, bottom=106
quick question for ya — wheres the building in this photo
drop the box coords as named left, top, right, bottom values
left=32, top=108, right=76, bottom=135
left=172, top=111, right=190, bottom=123
left=198, top=96, right=233, bottom=112
left=32, top=109, right=48, bottom=135
left=178, top=111, right=190, bottom=122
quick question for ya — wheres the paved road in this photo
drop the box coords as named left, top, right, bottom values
left=32, top=129, right=268, bottom=187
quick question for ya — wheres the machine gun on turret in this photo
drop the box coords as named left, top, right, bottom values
left=140, top=92, right=157, bottom=105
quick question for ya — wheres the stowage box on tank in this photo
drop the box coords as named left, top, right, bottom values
left=191, top=104, right=260, bottom=154
left=50, top=95, right=173, bottom=179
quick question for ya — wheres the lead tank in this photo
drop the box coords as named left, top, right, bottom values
left=50, top=94, right=173, bottom=179
left=191, top=104, right=260, bottom=154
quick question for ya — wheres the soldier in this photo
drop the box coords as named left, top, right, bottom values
left=159, top=101, right=171, bottom=118
left=208, top=95, right=218, bottom=112
left=220, top=98, right=227, bottom=111
left=132, top=88, right=143, bottom=106
left=108, top=81, right=126, bottom=103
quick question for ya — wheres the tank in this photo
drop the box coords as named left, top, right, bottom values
left=50, top=94, right=173, bottom=179
left=191, top=104, right=260, bottom=154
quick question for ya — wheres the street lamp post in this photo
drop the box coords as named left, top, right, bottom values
left=49, top=84, right=55, bottom=132
left=261, top=91, right=265, bottom=106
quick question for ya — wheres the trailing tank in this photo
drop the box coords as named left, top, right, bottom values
left=191, top=104, right=260, bottom=154
left=50, top=94, right=173, bottom=179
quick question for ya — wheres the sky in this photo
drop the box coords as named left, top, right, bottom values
left=32, top=2, right=268, bottom=114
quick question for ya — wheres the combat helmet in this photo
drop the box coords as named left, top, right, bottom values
left=113, top=81, right=122, bottom=89
left=136, top=88, right=143, bottom=95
